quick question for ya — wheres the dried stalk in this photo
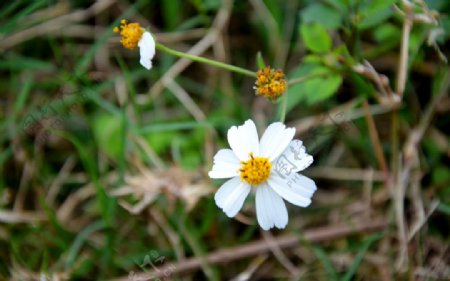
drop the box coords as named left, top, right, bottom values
left=113, top=219, right=388, bottom=280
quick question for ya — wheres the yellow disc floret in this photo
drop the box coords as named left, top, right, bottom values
left=239, top=153, right=272, bottom=185
left=254, top=66, right=287, bottom=100
left=114, top=19, right=144, bottom=49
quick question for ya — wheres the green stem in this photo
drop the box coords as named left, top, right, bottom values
left=279, top=92, right=288, bottom=123
left=156, top=43, right=256, bottom=77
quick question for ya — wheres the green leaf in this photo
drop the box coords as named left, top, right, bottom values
left=357, top=0, right=396, bottom=30
left=282, top=64, right=342, bottom=115
left=93, top=113, right=124, bottom=160
left=301, top=3, right=342, bottom=30
left=303, top=54, right=323, bottom=64
left=324, top=0, right=348, bottom=12
left=283, top=63, right=316, bottom=113
left=432, top=166, right=450, bottom=184
left=305, top=73, right=342, bottom=104
left=364, top=0, right=397, bottom=13
left=373, top=23, right=401, bottom=43
left=358, top=8, right=394, bottom=30
left=300, top=23, right=332, bottom=53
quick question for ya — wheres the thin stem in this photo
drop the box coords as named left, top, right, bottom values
left=391, top=110, right=399, bottom=181
left=396, top=0, right=413, bottom=97
left=156, top=42, right=256, bottom=77
left=362, top=100, right=389, bottom=183
left=279, top=92, right=288, bottom=123
left=114, top=220, right=388, bottom=281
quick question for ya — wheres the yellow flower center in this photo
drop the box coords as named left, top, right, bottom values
left=113, top=19, right=144, bottom=49
left=254, top=66, right=287, bottom=100
left=239, top=153, right=272, bottom=185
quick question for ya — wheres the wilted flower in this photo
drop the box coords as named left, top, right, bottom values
left=254, top=67, right=287, bottom=100
left=114, top=19, right=155, bottom=70
left=209, top=119, right=316, bottom=230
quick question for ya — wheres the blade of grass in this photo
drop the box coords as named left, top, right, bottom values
left=0, top=147, right=13, bottom=188
left=138, top=121, right=211, bottom=134
left=13, top=73, right=33, bottom=114
left=0, top=55, right=55, bottom=71
left=0, top=0, right=22, bottom=19
left=0, top=0, right=47, bottom=34
left=437, top=202, right=450, bottom=216
left=312, top=245, right=340, bottom=281
left=55, top=131, right=114, bottom=226
left=340, top=232, right=383, bottom=281
left=65, top=221, right=105, bottom=270
left=173, top=208, right=219, bottom=281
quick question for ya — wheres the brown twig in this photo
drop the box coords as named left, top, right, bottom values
left=147, top=0, right=233, bottom=100
left=393, top=70, right=449, bottom=271
left=290, top=99, right=399, bottom=136
left=355, top=61, right=393, bottom=97
left=362, top=100, right=390, bottom=184
left=396, top=0, right=414, bottom=98
left=261, top=230, right=299, bottom=275
left=305, top=167, right=385, bottom=182
left=113, top=219, right=388, bottom=280
left=0, top=0, right=114, bottom=51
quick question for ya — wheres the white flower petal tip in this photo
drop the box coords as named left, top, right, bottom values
left=214, top=177, right=250, bottom=217
left=138, top=32, right=156, bottom=70
left=273, top=140, right=314, bottom=174
left=209, top=119, right=316, bottom=230
left=259, top=122, right=296, bottom=161
left=267, top=174, right=314, bottom=207
left=208, top=149, right=240, bottom=179
left=256, top=184, right=288, bottom=230
left=227, top=119, right=259, bottom=160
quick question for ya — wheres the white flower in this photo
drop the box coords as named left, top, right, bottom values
left=208, top=119, right=316, bottom=230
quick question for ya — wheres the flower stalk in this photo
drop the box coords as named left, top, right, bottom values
left=155, top=42, right=256, bottom=78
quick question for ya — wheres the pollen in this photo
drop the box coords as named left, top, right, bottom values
left=239, top=153, right=272, bottom=186
left=114, top=19, right=144, bottom=49
left=254, top=67, right=287, bottom=100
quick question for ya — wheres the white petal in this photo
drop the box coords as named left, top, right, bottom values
left=255, top=183, right=288, bottom=230
left=208, top=149, right=240, bottom=179
left=227, top=119, right=260, bottom=161
left=138, top=32, right=156, bottom=70
left=294, top=174, right=317, bottom=193
left=214, top=177, right=250, bottom=217
left=268, top=172, right=316, bottom=206
left=272, top=140, right=313, bottom=176
left=259, top=122, right=295, bottom=161
left=208, top=169, right=238, bottom=179
left=213, top=148, right=240, bottom=164
left=267, top=174, right=312, bottom=207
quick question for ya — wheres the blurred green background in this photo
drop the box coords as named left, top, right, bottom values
left=0, top=0, right=449, bottom=280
